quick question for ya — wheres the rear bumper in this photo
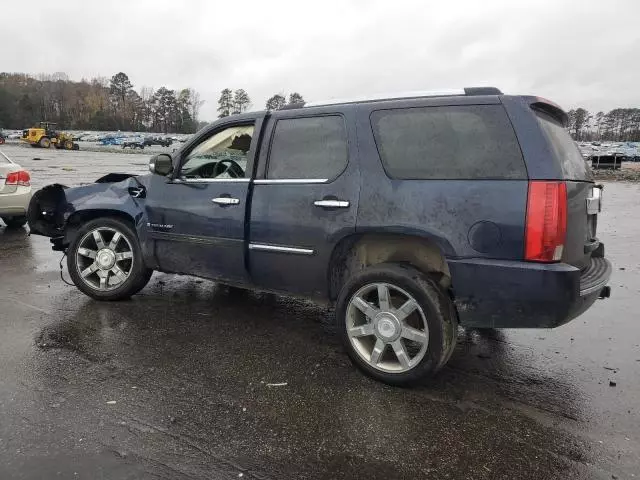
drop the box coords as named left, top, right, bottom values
left=448, top=249, right=612, bottom=328
left=0, top=186, right=31, bottom=217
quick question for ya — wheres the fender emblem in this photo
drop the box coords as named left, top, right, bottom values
left=147, top=223, right=174, bottom=230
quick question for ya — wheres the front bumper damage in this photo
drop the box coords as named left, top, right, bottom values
left=27, top=173, right=147, bottom=251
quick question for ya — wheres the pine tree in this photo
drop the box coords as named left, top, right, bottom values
left=217, top=88, right=234, bottom=118
left=288, top=92, right=305, bottom=105
left=266, top=94, right=287, bottom=110
left=232, top=89, right=251, bottom=114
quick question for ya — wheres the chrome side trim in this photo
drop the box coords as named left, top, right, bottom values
left=149, top=231, right=243, bottom=246
left=248, top=243, right=314, bottom=255
left=254, top=179, right=328, bottom=185
left=173, top=178, right=250, bottom=183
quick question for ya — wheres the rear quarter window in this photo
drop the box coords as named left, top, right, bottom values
left=370, top=105, right=526, bottom=180
left=535, top=110, right=592, bottom=181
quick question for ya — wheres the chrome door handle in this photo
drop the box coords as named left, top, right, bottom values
left=212, top=197, right=240, bottom=205
left=314, top=199, right=350, bottom=208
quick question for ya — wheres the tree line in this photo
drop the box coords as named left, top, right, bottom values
left=0, top=72, right=204, bottom=133
left=217, top=89, right=305, bottom=117
left=568, top=107, right=640, bottom=142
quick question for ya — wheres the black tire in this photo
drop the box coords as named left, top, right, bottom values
left=336, top=263, right=458, bottom=386
left=2, top=216, right=27, bottom=228
left=67, top=217, right=153, bottom=301
left=39, top=137, right=51, bottom=148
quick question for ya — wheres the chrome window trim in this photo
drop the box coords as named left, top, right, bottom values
left=173, top=178, right=251, bottom=183
left=248, top=243, right=314, bottom=255
left=254, top=178, right=328, bottom=185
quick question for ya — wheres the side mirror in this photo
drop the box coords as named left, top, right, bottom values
left=149, top=154, right=173, bottom=176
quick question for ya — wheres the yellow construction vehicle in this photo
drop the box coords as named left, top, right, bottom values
left=20, top=122, right=79, bottom=150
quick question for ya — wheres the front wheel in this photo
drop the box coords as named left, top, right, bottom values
left=336, top=263, right=458, bottom=386
left=67, top=217, right=153, bottom=301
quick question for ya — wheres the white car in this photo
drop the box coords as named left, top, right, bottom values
left=0, top=151, right=32, bottom=228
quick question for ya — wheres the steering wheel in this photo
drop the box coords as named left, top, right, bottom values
left=212, top=159, right=244, bottom=178
left=198, top=163, right=216, bottom=178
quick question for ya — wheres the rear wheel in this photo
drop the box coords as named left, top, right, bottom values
left=336, top=263, right=458, bottom=386
left=67, top=217, right=153, bottom=301
left=39, top=137, right=51, bottom=148
left=2, top=216, right=27, bottom=228
left=64, top=140, right=73, bottom=150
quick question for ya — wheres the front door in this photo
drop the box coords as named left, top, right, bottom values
left=145, top=117, right=261, bottom=283
left=248, top=109, right=360, bottom=296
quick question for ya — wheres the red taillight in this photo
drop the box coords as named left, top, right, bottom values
left=525, top=181, right=567, bottom=262
left=5, top=170, right=31, bottom=187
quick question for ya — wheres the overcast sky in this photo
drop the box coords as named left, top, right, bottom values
left=1, top=0, right=638, bottom=120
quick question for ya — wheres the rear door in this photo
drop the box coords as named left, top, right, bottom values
left=534, top=110, right=597, bottom=270
left=248, top=108, right=360, bottom=296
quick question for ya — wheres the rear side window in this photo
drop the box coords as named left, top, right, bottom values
left=267, top=116, right=348, bottom=179
left=535, top=110, right=592, bottom=181
left=370, top=105, right=526, bottom=180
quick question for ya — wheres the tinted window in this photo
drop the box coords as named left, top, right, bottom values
left=371, top=105, right=526, bottom=179
left=268, top=116, right=348, bottom=179
left=535, top=111, right=592, bottom=181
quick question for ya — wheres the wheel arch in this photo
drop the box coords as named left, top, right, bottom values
left=328, top=231, right=453, bottom=301
left=63, top=209, right=139, bottom=245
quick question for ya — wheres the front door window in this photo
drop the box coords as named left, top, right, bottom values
left=179, top=125, right=255, bottom=180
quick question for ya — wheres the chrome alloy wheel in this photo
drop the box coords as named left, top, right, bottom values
left=346, top=283, right=429, bottom=373
left=75, top=227, right=134, bottom=291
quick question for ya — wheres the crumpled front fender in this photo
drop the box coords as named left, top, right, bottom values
left=27, top=175, right=150, bottom=241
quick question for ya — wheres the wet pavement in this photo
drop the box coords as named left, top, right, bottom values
left=1, top=144, right=639, bottom=479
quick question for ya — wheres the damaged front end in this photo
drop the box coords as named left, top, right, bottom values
left=27, top=173, right=148, bottom=251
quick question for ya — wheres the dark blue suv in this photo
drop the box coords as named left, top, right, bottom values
left=28, top=87, right=612, bottom=385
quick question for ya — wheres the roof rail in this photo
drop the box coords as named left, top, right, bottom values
left=279, top=102, right=306, bottom=110
left=304, top=87, right=502, bottom=108
left=464, top=87, right=503, bottom=96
